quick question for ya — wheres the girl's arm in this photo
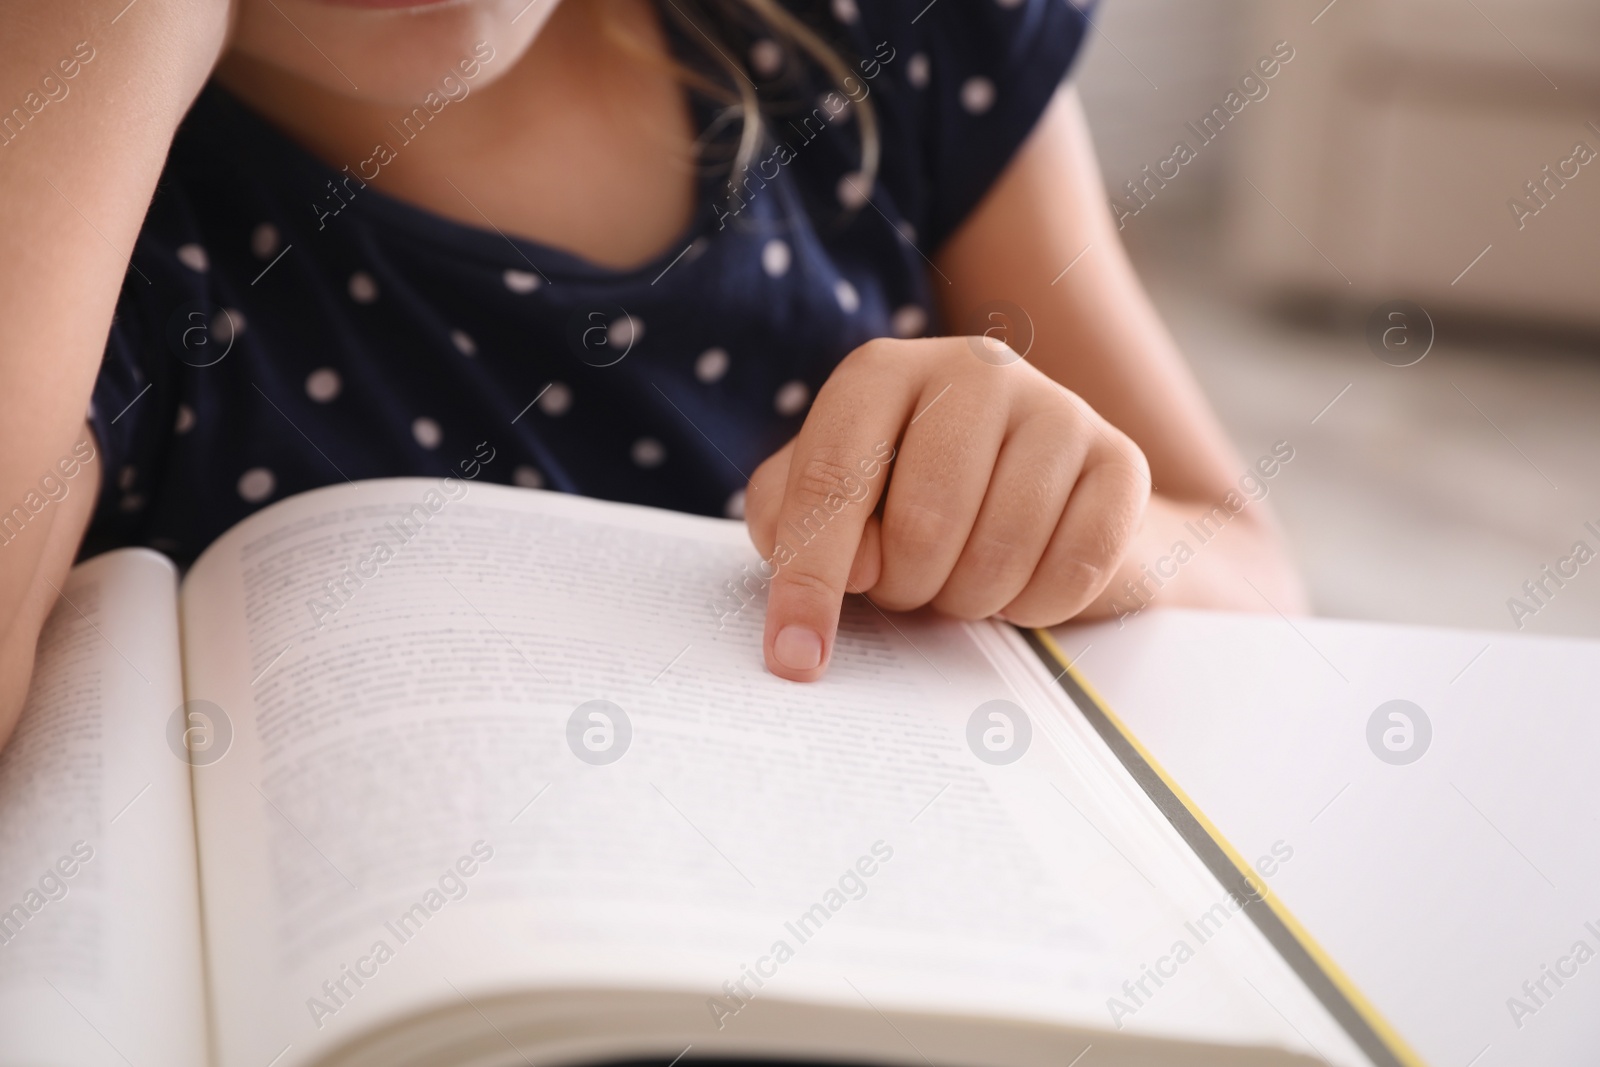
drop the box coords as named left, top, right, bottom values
left=934, top=85, right=1308, bottom=622
left=0, top=0, right=232, bottom=749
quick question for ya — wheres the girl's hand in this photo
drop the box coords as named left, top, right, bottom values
left=744, top=336, right=1150, bottom=682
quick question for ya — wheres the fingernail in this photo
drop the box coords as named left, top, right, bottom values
left=774, top=625, right=824, bottom=671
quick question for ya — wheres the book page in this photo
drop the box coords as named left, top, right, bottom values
left=0, top=548, right=209, bottom=1066
left=1057, top=608, right=1600, bottom=1067
left=179, top=479, right=1327, bottom=1067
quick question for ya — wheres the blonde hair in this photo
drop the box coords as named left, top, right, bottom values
left=606, top=0, right=880, bottom=200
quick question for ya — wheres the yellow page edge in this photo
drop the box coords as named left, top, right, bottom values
left=1030, top=627, right=1428, bottom=1067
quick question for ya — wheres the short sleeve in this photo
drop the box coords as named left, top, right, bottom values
left=904, top=0, right=1094, bottom=250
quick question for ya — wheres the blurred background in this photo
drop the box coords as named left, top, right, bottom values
left=1073, top=0, right=1600, bottom=638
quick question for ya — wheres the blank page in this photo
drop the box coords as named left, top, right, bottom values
left=1055, top=608, right=1600, bottom=1067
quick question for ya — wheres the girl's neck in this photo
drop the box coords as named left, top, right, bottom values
left=215, top=0, right=699, bottom=270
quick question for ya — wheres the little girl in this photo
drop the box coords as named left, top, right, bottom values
left=0, top=0, right=1303, bottom=741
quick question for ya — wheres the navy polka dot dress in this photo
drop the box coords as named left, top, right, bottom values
left=85, top=0, right=1092, bottom=565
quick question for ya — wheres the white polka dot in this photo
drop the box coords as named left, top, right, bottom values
left=117, top=465, right=137, bottom=491
left=348, top=271, right=378, bottom=303
left=503, top=269, right=541, bottom=293
left=892, top=304, right=928, bottom=338
left=907, top=53, right=931, bottom=89
left=412, top=417, right=442, bottom=449
left=961, top=76, right=997, bottom=115
left=631, top=437, right=666, bottom=469
left=724, top=488, right=747, bottom=520
left=774, top=380, right=810, bottom=416
left=238, top=467, right=275, bottom=503
left=750, top=38, right=783, bottom=77
left=831, top=0, right=858, bottom=22
left=450, top=329, right=477, bottom=356
left=539, top=382, right=572, bottom=416
left=306, top=368, right=342, bottom=402
left=607, top=314, right=643, bottom=350
left=896, top=219, right=918, bottom=245
left=681, top=237, right=710, bottom=265
left=174, top=404, right=196, bottom=434
left=761, top=239, right=792, bottom=278
left=834, top=278, right=861, bottom=313
left=512, top=465, right=545, bottom=489
left=119, top=493, right=144, bottom=513
left=820, top=93, right=853, bottom=123
left=176, top=244, right=209, bottom=272
left=211, top=308, right=244, bottom=345
left=251, top=223, right=280, bottom=259
left=837, top=171, right=869, bottom=209
left=696, top=348, right=730, bottom=383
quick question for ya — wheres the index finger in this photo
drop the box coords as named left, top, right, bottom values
left=762, top=344, right=919, bottom=681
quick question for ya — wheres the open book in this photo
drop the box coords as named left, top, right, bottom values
left=0, top=478, right=1415, bottom=1067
